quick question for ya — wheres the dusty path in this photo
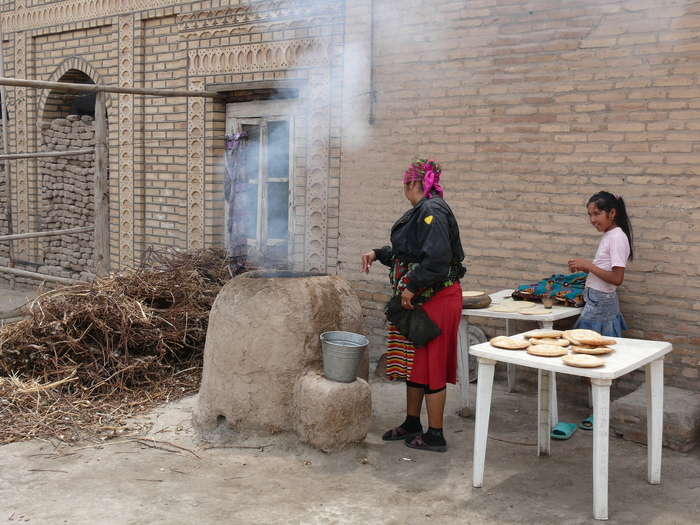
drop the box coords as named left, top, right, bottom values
left=2, top=376, right=699, bottom=525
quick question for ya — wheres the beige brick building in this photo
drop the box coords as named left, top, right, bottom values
left=0, top=0, right=698, bottom=389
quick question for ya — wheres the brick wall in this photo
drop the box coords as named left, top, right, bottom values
left=0, top=0, right=697, bottom=388
left=338, top=0, right=700, bottom=390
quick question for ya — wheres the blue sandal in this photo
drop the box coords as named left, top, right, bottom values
left=551, top=422, right=577, bottom=440
left=580, top=414, right=594, bottom=430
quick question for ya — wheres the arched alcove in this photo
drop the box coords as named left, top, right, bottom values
left=36, top=63, right=108, bottom=281
left=42, top=69, right=96, bottom=121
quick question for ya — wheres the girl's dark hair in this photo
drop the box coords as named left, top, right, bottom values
left=588, top=191, right=634, bottom=261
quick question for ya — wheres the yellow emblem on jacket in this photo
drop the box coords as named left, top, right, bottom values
left=424, top=215, right=434, bottom=225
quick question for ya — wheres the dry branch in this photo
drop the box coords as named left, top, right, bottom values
left=0, top=247, right=233, bottom=445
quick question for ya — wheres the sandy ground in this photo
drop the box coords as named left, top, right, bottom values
left=1, top=286, right=700, bottom=524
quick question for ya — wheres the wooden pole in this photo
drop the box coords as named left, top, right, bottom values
left=93, top=92, right=109, bottom=277
left=0, top=148, right=94, bottom=160
left=0, top=76, right=223, bottom=99
left=0, top=265, right=77, bottom=285
left=0, top=21, right=15, bottom=288
left=0, top=226, right=94, bottom=241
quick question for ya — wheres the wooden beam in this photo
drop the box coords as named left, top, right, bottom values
left=0, top=226, right=94, bottom=241
left=0, top=148, right=94, bottom=160
left=93, top=91, right=109, bottom=278
left=0, top=76, right=224, bottom=99
left=0, top=266, right=79, bottom=285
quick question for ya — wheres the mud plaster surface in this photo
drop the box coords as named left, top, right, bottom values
left=2, top=374, right=700, bottom=525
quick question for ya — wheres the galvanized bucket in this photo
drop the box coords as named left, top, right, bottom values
left=320, top=331, right=368, bottom=383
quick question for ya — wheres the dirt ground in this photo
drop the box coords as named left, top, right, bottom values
left=1, top=286, right=700, bottom=524
left=0, top=377, right=699, bottom=524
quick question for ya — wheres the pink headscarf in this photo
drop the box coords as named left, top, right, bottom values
left=403, top=159, right=443, bottom=199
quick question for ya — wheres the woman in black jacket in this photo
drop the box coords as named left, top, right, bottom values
left=361, top=159, right=465, bottom=452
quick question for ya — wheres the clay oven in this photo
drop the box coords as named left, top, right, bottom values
left=193, top=270, right=371, bottom=450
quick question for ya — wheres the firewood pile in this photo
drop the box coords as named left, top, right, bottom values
left=0, top=247, right=231, bottom=445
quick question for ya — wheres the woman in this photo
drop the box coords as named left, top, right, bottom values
left=361, top=159, right=465, bottom=452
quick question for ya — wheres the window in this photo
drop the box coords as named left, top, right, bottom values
left=232, top=116, right=293, bottom=265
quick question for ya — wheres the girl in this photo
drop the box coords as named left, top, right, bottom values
left=568, top=191, right=634, bottom=430
left=568, top=191, right=634, bottom=337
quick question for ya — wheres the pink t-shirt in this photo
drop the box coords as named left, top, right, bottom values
left=586, top=227, right=630, bottom=293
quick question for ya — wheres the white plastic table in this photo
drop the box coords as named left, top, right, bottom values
left=457, top=289, right=581, bottom=416
left=469, top=335, right=672, bottom=520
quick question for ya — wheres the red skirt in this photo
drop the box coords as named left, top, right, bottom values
left=386, top=282, right=462, bottom=390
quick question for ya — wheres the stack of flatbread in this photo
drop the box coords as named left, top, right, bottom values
left=563, top=329, right=616, bottom=355
left=523, top=329, right=569, bottom=346
left=522, top=330, right=570, bottom=356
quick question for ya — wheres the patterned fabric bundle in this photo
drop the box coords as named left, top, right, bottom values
left=224, top=132, right=249, bottom=276
left=388, top=259, right=465, bottom=305
left=511, top=272, right=587, bottom=307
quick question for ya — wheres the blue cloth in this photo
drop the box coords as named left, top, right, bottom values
left=571, top=287, right=628, bottom=337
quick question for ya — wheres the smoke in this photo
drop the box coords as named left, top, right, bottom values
left=340, top=41, right=373, bottom=151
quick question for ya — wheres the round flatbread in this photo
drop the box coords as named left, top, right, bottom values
left=523, top=329, right=564, bottom=339
left=526, top=344, right=568, bottom=357
left=571, top=345, right=614, bottom=355
left=490, top=335, right=530, bottom=350
left=562, top=330, right=580, bottom=345
left=529, top=337, right=570, bottom=347
left=574, top=338, right=617, bottom=346
left=513, top=301, right=537, bottom=309
left=463, top=291, right=485, bottom=297
left=562, top=354, right=606, bottom=368
left=518, top=308, right=554, bottom=315
left=570, top=329, right=603, bottom=341
left=488, top=304, right=523, bottom=313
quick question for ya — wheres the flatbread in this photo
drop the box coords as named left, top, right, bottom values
left=523, top=330, right=563, bottom=339
left=488, top=304, right=524, bottom=313
left=571, top=345, right=614, bottom=355
left=490, top=335, right=530, bottom=350
left=569, top=329, right=603, bottom=341
left=518, top=308, right=555, bottom=315
left=574, top=338, right=617, bottom=346
left=513, top=301, right=537, bottom=309
left=529, top=337, right=570, bottom=347
left=462, top=291, right=485, bottom=297
left=526, top=344, right=568, bottom=357
left=562, top=330, right=580, bottom=345
left=488, top=301, right=537, bottom=313
left=562, top=354, right=606, bottom=368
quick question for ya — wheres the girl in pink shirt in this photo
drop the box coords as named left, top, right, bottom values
left=569, top=191, right=634, bottom=337
left=568, top=191, right=634, bottom=431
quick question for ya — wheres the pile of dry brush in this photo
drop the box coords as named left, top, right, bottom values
left=0, top=248, right=231, bottom=445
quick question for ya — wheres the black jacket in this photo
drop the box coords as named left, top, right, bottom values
left=374, top=192, right=464, bottom=294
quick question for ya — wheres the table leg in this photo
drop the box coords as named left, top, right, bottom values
left=472, top=357, right=496, bottom=488
left=538, top=321, right=559, bottom=427
left=646, top=358, right=664, bottom=485
left=506, top=319, right=516, bottom=392
left=537, top=369, right=553, bottom=457
left=457, top=316, right=471, bottom=417
left=591, top=378, right=612, bottom=521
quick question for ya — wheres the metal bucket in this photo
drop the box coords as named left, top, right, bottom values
left=320, top=331, right=368, bottom=383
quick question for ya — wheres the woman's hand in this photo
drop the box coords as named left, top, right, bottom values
left=401, top=288, right=415, bottom=310
left=568, top=257, right=589, bottom=274
left=360, top=251, right=377, bottom=274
